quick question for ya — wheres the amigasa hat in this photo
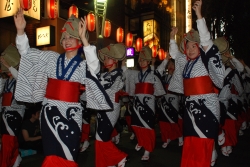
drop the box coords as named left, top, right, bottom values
left=139, top=46, right=152, bottom=61
left=213, top=37, right=229, bottom=54
left=179, top=29, right=200, bottom=53
left=1, top=44, right=20, bottom=72
left=98, top=43, right=126, bottom=62
left=60, top=15, right=89, bottom=45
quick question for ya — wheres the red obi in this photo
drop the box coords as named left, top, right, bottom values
left=45, top=78, right=81, bottom=103
left=183, top=76, right=218, bottom=96
left=2, top=92, right=13, bottom=106
left=231, top=85, right=238, bottom=95
left=135, top=82, right=154, bottom=95
left=165, top=84, right=169, bottom=91
left=115, top=90, right=129, bottom=103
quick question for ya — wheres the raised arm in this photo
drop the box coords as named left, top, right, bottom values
left=193, top=0, right=213, bottom=52
left=169, top=27, right=183, bottom=59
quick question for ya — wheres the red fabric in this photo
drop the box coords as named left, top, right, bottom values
left=111, top=128, right=118, bottom=138
left=131, top=126, right=155, bottom=152
left=42, top=155, right=78, bottom=167
left=2, top=92, right=13, bottom=106
left=125, top=116, right=133, bottom=132
left=45, top=78, right=80, bottom=102
left=135, top=83, right=154, bottom=95
left=95, top=140, right=127, bottom=167
left=178, top=118, right=183, bottom=134
left=81, top=124, right=90, bottom=142
left=230, top=85, right=239, bottom=95
left=115, top=90, right=129, bottom=103
left=183, top=76, right=217, bottom=96
left=0, top=134, right=20, bottom=167
left=181, top=136, right=214, bottom=167
left=222, top=119, right=237, bottom=147
left=159, top=121, right=182, bottom=142
left=165, top=84, right=169, bottom=91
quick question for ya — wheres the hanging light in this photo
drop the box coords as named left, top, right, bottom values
left=116, top=27, right=124, bottom=43
left=103, top=20, right=111, bottom=38
left=68, top=5, right=78, bottom=18
left=151, top=45, right=158, bottom=57
left=126, top=33, right=133, bottom=47
left=87, top=12, right=95, bottom=32
left=20, top=0, right=32, bottom=11
left=135, top=38, right=143, bottom=52
left=158, top=49, right=166, bottom=60
left=47, top=0, right=58, bottom=19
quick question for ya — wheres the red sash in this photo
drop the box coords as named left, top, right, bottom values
left=183, top=76, right=217, bottom=96
left=2, top=92, right=13, bottom=106
left=135, top=83, right=154, bottom=95
left=115, top=90, right=129, bottom=103
left=45, top=78, right=80, bottom=102
left=231, top=85, right=238, bottom=95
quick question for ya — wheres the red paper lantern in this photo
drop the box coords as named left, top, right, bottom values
left=135, top=38, right=143, bottom=52
left=47, top=0, right=58, bottom=19
left=68, top=5, right=78, bottom=18
left=20, top=0, right=32, bottom=11
left=158, top=49, right=166, bottom=60
left=126, top=33, right=133, bottom=47
left=103, top=20, right=111, bottom=38
left=116, top=27, right=124, bottom=43
left=151, top=45, right=158, bottom=57
left=87, top=13, right=95, bottom=31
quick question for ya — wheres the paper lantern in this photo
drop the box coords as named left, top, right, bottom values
left=87, top=13, right=95, bottom=32
left=116, top=27, right=124, bottom=43
left=103, top=20, right=111, bottom=38
left=158, top=49, right=166, bottom=60
left=68, top=5, right=78, bottom=18
left=47, top=0, right=58, bottom=19
left=135, top=38, right=143, bottom=52
left=20, top=0, right=32, bottom=11
left=151, top=45, right=158, bottom=57
left=126, top=33, right=133, bottom=47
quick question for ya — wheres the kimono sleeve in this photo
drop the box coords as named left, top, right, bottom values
left=122, top=66, right=138, bottom=96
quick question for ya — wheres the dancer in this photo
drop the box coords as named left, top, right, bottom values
left=169, top=0, right=224, bottom=166
left=14, top=9, right=113, bottom=167
left=122, top=46, right=165, bottom=161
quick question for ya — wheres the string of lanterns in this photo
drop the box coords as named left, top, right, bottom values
left=18, top=0, right=166, bottom=58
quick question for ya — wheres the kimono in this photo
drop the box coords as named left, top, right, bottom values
left=154, top=59, right=182, bottom=143
left=241, top=66, right=250, bottom=124
left=15, top=33, right=113, bottom=167
left=169, top=18, right=224, bottom=167
left=0, top=67, right=25, bottom=167
left=95, top=68, right=127, bottom=167
left=123, top=66, right=165, bottom=152
left=219, top=66, right=243, bottom=155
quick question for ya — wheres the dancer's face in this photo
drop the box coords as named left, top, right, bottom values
left=61, top=33, right=80, bottom=51
left=186, top=41, right=199, bottom=59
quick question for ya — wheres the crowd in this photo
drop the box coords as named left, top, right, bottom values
left=0, top=0, right=249, bottom=167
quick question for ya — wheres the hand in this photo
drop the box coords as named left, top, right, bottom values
left=192, top=0, right=202, bottom=19
left=239, top=59, right=246, bottom=67
left=170, top=27, right=178, bottom=39
left=0, top=57, right=10, bottom=69
left=79, top=16, right=88, bottom=46
left=122, top=58, right=127, bottom=66
left=151, top=57, right=156, bottom=65
left=14, top=8, right=26, bottom=35
left=223, top=51, right=233, bottom=59
left=165, top=51, right=171, bottom=61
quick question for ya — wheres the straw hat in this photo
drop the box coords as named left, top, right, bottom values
left=60, top=15, right=89, bottom=45
left=1, top=44, right=20, bottom=72
left=139, top=46, right=152, bottom=61
left=98, top=43, right=126, bottom=62
left=213, top=37, right=229, bottom=54
left=179, top=29, right=200, bottom=53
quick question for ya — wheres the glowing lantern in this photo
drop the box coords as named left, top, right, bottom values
left=126, top=33, right=133, bottom=47
left=47, top=0, right=58, bottom=19
left=20, top=0, right=32, bottom=11
left=87, top=13, right=95, bottom=31
left=151, top=45, right=158, bottom=57
left=158, top=49, right=166, bottom=60
left=68, top=5, right=78, bottom=18
left=135, top=38, right=143, bottom=52
left=103, top=20, right=111, bottom=38
left=116, top=27, right=124, bottom=43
